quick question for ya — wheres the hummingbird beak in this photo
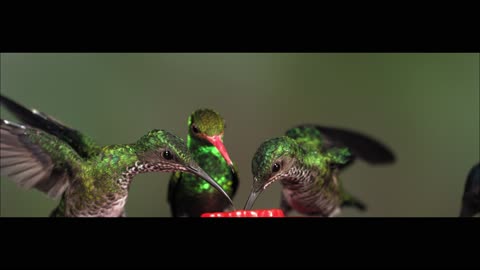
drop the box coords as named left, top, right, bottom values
left=244, top=180, right=264, bottom=210
left=244, top=190, right=261, bottom=210
left=205, top=134, right=234, bottom=167
left=187, top=164, right=235, bottom=209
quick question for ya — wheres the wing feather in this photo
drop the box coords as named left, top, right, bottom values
left=1, top=119, right=82, bottom=199
left=0, top=94, right=101, bottom=159
left=286, top=124, right=395, bottom=169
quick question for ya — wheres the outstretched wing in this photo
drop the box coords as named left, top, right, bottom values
left=1, top=119, right=83, bottom=199
left=0, top=94, right=101, bottom=159
left=286, top=125, right=395, bottom=169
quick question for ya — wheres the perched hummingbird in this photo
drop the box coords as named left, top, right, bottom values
left=168, top=109, right=239, bottom=217
left=459, top=163, right=480, bottom=217
left=244, top=125, right=395, bottom=217
left=0, top=95, right=233, bottom=217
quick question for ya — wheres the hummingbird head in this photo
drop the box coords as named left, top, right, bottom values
left=188, top=109, right=234, bottom=168
left=136, top=129, right=233, bottom=206
left=244, top=136, right=300, bottom=210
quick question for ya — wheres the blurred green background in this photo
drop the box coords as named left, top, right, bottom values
left=1, top=53, right=478, bottom=217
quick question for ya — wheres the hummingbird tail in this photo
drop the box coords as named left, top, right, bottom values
left=341, top=194, right=367, bottom=211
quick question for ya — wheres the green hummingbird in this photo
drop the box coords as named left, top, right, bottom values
left=168, top=109, right=239, bottom=217
left=460, top=163, right=479, bottom=217
left=0, top=95, right=233, bottom=217
left=244, top=125, right=395, bottom=217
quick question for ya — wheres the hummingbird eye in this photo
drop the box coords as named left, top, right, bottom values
left=162, top=150, right=174, bottom=160
left=272, top=163, right=281, bottom=173
left=191, top=124, right=200, bottom=134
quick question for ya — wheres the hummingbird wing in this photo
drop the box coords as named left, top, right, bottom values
left=460, top=163, right=480, bottom=217
left=1, top=119, right=83, bottom=199
left=286, top=125, right=395, bottom=167
left=340, top=191, right=367, bottom=211
left=0, top=94, right=101, bottom=159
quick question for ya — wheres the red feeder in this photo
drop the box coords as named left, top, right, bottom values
left=201, top=209, right=285, bottom=217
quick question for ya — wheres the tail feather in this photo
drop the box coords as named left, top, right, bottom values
left=341, top=193, right=367, bottom=211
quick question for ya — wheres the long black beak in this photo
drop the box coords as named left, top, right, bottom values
left=188, top=164, right=235, bottom=209
left=244, top=188, right=263, bottom=210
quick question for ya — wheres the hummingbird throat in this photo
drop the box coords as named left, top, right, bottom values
left=116, top=161, right=181, bottom=189
left=279, top=165, right=315, bottom=189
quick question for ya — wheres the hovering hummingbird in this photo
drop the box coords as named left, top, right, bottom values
left=168, top=109, right=239, bottom=217
left=0, top=95, right=233, bottom=217
left=459, top=163, right=480, bottom=217
left=244, top=125, right=395, bottom=217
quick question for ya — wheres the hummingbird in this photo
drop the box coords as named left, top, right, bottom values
left=459, top=163, right=480, bottom=217
left=167, top=109, right=239, bottom=217
left=0, top=95, right=233, bottom=217
left=244, top=125, right=395, bottom=217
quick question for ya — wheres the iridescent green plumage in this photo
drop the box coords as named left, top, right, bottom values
left=54, top=129, right=198, bottom=217
left=0, top=95, right=232, bottom=217
left=251, top=135, right=350, bottom=185
left=168, top=109, right=238, bottom=217
left=245, top=125, right=395, bottom=217
left=188, top=109, right=225, bottom=136
left=177, top=144, right=232, bottom=194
